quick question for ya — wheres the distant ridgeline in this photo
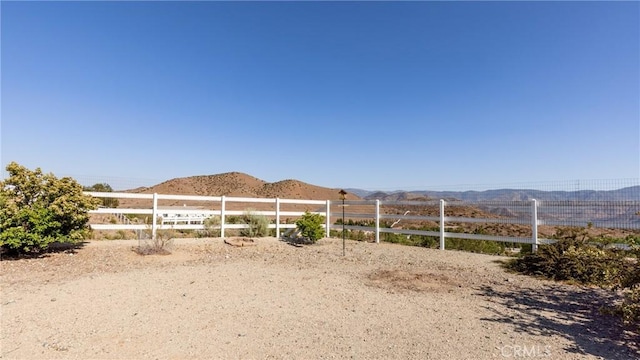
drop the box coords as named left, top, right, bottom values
left=354, top=186, right=640, bottom=202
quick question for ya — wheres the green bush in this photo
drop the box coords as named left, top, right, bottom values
left=198, top=215, right=221, bottom=238
left=615, top=265, right=640, bottom=332
left=83, top=183, right=119, bottom=208
left=623, top=235, right=640, bottom=247
left=239, top=210, right=269, bottom=237
left=507, top=227, right=640, bottom=332
left=295, top=212, right=325, bottom=243
left=125, top=214, right=153, bottom=224
left=507, top=238, right=631, bottom=287
left=0, top=162, right=100, bottom=254
left=225, top=215, right=241, bottom=224
left=446, top=238, right=508, bottom=255
left=615, top=287, right=640, bottom=331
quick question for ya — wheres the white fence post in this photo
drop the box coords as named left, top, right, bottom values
left=275, top=198, right=281, bottom=238
left=152, top=193, right=158, bottom=240
left=375, top=199, right=380, bottom=244
left=220, top=195, right=226, bottom=238
left=325, top=200, right=331, bottom=238
left=439, top=199, right=446, bottom=250
left=532, top=199, right=538, bottom=253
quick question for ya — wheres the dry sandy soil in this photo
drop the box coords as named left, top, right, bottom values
left=1, top=238, right=638, bottom=359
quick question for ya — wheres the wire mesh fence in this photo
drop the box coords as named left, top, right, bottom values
left=363, top=178, right=640, bottom=234
left=537, top=200, right=640, bottom=230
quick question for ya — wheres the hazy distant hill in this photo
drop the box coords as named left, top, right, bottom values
left=357, top=186, right=640, bottom=202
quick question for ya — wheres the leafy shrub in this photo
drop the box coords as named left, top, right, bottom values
left=508, top=226, right=640, bottom=332
left=381, top=232, right=409, bottom=245
left=554, top=225, right=590, bottom=242
left=239, top=210, right=269, bottom=237
left=615, top=287, right=640, bottom=331
left=445, top=238, right=506, bottom=255
left=225, top=215, right=241, bottom=224
left=623, top=235, right=640, bottom=247
left=125, top=214, right=153, bottom=224
left=507, top=238, right=632, bottom=288
left=612, top=265, right=640, bottom=332
left=83, top=183, right=119, bottom=208
left=198, top=215, right=221, bottom=238
left=0, top=162, right=100, bottom=255
left=295, top=212, right=325, bottom=243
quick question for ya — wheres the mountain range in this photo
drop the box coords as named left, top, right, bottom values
left=125, top=172, right=638, bottom=202
left=348, top=186, right=640, bottom=202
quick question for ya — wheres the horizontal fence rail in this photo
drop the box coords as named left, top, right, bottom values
left=85, top=192, right=331, bottom=240
left=86, top=192, right=640, bottom=252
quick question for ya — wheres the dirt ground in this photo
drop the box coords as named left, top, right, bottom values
left=1, top=238, right=638, bottom=359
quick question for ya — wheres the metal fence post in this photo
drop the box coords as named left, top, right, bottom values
left=325, top=200, right=331, bottom=238
left=220, top=195, right=226, bottom=238
left=275, top=198, right=281, bottom=238
left=440, top=199, right=446, bottom=250
left=152, top=193, right=158, bottom=240
left=532, top=199, right=538, bottom=253
left=375, top=199, right=380, bottom=244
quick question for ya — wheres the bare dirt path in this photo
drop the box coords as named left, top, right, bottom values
left=1, top=238, right=637, bottom=359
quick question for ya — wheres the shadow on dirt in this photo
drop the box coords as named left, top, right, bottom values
left=0, top=241, right=88, bottom=261
left=280, top=236, right=314, bottom=247
left=477, top=283, right=638, bottom=359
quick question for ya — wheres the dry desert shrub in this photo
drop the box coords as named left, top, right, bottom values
left=198, top=216, right=221, bottom=238
left=239, top=209, right=270, bottom=238
left=135, top=228, right=174, bottom=255
left=508, top=233, right=640, bottom=334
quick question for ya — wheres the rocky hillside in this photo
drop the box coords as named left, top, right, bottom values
left=131, top=172, right=267, bottom=198
left=130, top=172, right=360, bottom=201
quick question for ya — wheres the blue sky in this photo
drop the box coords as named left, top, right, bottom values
left=1, top=1, right=638, bottom=191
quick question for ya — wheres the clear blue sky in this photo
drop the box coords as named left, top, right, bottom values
left=1, top=1, right=638, bottom=191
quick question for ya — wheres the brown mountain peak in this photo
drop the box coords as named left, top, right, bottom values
left=129, top=172, right=360, bottom=201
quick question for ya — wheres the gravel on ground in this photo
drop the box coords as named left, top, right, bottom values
left=1, top=237, right=637, bottom=359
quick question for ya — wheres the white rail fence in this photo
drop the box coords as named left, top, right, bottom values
left=87, top=192, right=640, bottom=252
left=86, top=192, right=640, bottom=252
left=332, top=199, right=545, bottom=252
left=86, top=192, right=329, bottom=241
